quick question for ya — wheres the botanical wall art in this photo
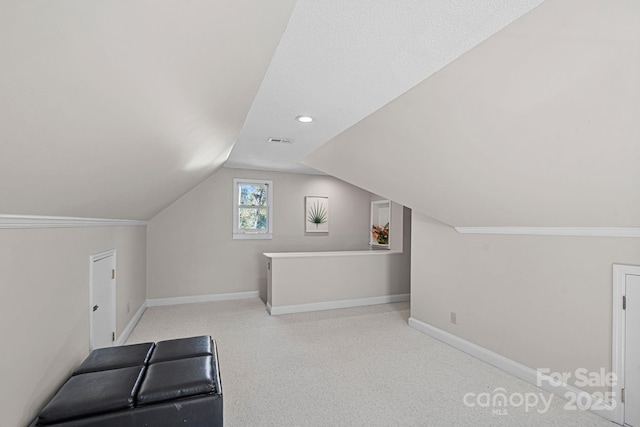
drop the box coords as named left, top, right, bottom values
left=305, top=196, right=329, bottom=233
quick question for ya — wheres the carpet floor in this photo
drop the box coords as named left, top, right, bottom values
left=126, top=299, right=613, bottom=427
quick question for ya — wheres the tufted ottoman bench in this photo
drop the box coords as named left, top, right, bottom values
left=29, top=336, right=223, bottom=427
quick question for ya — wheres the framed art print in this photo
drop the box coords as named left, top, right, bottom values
left=305, top=196, right=329, bottom=233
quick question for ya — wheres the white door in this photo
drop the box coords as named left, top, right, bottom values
left=91, top=253, right=116, bottom=349
left=626, top=274, right=640, bottom=427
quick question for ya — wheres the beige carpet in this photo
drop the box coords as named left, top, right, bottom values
left=126, top=299, right=613, bottom=427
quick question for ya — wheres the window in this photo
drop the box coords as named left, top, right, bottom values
left=233, top=178, right=273, bottom=239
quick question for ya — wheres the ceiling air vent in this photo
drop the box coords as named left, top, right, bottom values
left=267, top=137, right=293, bottom=144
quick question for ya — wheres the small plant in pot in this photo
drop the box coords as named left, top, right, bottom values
left=371, top=223, right=389, bottom=244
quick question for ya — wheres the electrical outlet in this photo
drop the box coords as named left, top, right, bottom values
left=450, top=312, right=457, bottom=324
left=127, top=302, right=130, bottom=314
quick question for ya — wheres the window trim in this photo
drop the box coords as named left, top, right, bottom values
left=232, top=178, right=273, bottom=240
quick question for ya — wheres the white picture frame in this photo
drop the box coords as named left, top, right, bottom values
left=305, top=196, right=329, bottom=233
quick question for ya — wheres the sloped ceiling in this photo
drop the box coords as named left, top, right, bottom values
left=0, top=0, right=545, bottom=221
left=0, top=0, right=296, bottom=220
left=4, top=0, right=636, bottom=227
left=303, top=0, right=640, bottom=227
left=226, top=0, right=544, bottom=174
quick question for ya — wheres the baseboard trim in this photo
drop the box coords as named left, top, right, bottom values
left=268, top=293, right=410, bottom=316
left=115, top=301, right=147, bottom=346
left=146, top=291, right=260, bottom=307
left=408, top=317, right=616, bottom=423
left=455, top=226, right=640, bottom=238
left=114, top=291, right=259, bottom=344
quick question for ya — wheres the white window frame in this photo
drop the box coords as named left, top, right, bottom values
left=233, top=178, right=273, bottom=239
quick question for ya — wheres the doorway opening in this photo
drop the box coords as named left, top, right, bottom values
left=613, top=264, right=640, bottom=426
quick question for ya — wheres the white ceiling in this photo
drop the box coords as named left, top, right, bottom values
left=0, top=0, right=296, bottom=219
left=303, top=0, right=640, bottom=227
left=7, top=0, right=631, bottom=227
left=0, top=0, right=544, bottom=221
left=225, top=0, right=544, bottom=174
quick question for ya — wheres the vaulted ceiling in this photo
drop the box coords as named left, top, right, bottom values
left=303, top=0, right=640, bottom=227
left=0, top=0, right=543, bottom=220
left=2, top=0, right=637, bottom=227
left=0, top=0, right=296, bottom=219
left=225, top=0, right=543, bottom=174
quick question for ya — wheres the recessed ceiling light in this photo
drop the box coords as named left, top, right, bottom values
left=295, top=115, right=314, bottom=123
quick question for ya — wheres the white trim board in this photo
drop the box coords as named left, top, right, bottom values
left=147, top=291, right=260, bottom=307
left=408, top=317, right=616, bottom=423
left=267, top=293, right=410, bottom=316
left=264, top=250, right=403, bottom=258
left=115, top=301, right=148, bottom=346
left=0, top=214, right=147, bottom=229
left=455, top=227, right=640, bottom=238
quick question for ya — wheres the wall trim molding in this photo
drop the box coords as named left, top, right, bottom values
left=455, top=226, right=640, bottom=238
left=146, top=291, right=259, bottom=307
left=115, top=301, right=147, bottom=346
left=0, top=214, right=147, bottom=229
left=408, top=317, right=615, bottom=423
left=267, top=293, right=410, bottom=316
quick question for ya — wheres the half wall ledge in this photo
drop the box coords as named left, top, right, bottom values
left=264, top=250, right=410, bottom=315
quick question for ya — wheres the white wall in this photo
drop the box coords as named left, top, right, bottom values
left=0, top=225, right=146, bottom=427
left=147, top=168, right=392, bottom=300
left=411, top=212, right=640, bottom=393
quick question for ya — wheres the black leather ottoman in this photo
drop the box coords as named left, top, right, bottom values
left=30, top=336, right=222, bottom=427
left=73, top=342, right=155, bottom=375
left=36, top=366, right=146, bottom=426
left=150, top=335, right=212, bottom=363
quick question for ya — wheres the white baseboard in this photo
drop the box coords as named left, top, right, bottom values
left=115, top=301, right=147, bottom=346
left=146, top=290, right=259, bottom=307
left=268, top=293, right=410, bottom=316
left=114, top=291, right=259, bottom=345
left=408, top=317, right=616, bottom=423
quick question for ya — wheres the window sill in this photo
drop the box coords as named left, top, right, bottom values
left=233, top=233, right=273, bottom=240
